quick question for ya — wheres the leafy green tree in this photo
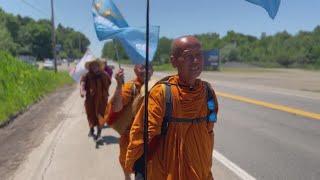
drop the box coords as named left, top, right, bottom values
left=101, top=40, right=128, bottom=60
left=0, top=22, right=16, bottom=54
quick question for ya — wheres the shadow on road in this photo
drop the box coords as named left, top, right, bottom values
left=102, top=124, right=111, bottom=129
left=96, top=135, right=119, bottom=149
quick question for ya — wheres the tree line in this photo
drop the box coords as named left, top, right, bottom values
left=0, top=8, right=90, bottom=60
left=102, top=27, right=320, bottom=69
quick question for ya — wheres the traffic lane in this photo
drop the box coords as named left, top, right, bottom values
left=215, top=97, right=320, bottom=180
left=155, top=71, right=320, bottom=116
left=203, top=78, right=320, bottom=115
left=219, top=82, right=319, bottom=114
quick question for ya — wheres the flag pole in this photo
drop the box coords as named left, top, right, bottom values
left=112, top=39, right=121, bottom=69
left=143, top=0, right=150, bottom=179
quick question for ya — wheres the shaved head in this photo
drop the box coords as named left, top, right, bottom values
left=171, top=36, right=201, bottom=59
left=134, top=64, right=153, bottom=84
left=170, top=36, right=204, bottom=86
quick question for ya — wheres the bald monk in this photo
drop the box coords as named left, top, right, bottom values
left=80, top=59, right=111, bottom=141
left=125, top=36, right=219, bottom=180
left=108, top=64, right=153, bottom=180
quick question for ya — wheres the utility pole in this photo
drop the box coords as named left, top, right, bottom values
left=79, top=33, right=81, bottom=52
left=51, top=0, right=57, bottom=73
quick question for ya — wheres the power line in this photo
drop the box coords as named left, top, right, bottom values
left=20, top=0, right=49, bottom=17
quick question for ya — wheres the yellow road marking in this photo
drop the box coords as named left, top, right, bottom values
left=216, top=92, right=320, bottom=120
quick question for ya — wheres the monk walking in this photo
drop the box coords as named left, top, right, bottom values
left=125, top=36, right=219, bottom=180
left=80, top=59, right=111, bottom=141
left=106, top=64, right=153, bottom=180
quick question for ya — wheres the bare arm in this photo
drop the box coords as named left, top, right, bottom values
left=80, top=77, right=86, bottom=98
left=110, top=69, right=124, bottom=112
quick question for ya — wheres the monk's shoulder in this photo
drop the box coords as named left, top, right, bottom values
left=81, top=73, right=88, bottom=82
left=120, top=81, right=136, bottom=99
left=123, top=81, right=135, bottom=91
left=199, top=79, right=214, bottom=90
left=100, top=72, right=111, bottom=81
left=199, top=80, right=218, bottom=101
left=149, top=83, right=165, bottom=99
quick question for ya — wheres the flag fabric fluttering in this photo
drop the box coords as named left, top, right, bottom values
left=245, top=0, right=281, bottom=19
left=93, top=0, right=129, bottom=28
left=70, top=49, right=95, bottom=83
left=92, top=0, right=160, bottom=64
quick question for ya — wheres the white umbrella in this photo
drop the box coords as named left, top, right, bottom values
left=70, top=49, right=96, bottom=83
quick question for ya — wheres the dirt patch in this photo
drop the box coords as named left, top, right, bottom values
left=0, top=84, right=76, bottom=180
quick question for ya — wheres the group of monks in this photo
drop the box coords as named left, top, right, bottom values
left=80, top=35, right=219, bottom=180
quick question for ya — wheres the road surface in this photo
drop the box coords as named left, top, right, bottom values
left=4, top=64, right=320, bottom=180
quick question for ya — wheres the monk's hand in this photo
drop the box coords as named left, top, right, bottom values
left=80, top=81, right=86, bottom=98
left=80, top=88, right=86, bottom=98
left=115, top=68, right=124, bottom=88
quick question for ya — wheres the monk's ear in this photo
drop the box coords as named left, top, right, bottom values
left=170, top=55, right=178, bottom=68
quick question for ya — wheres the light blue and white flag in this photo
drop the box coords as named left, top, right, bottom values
left=92, top=0, right=160, bottom=64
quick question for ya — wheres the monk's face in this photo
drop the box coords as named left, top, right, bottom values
left=90, top=62, right=101, bottom=74
left=171, top=36, right=204, bottom=85
left=134, top=64, right=153, bottom=83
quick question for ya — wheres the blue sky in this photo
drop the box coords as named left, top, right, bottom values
left=1, top=0, right=320, bottom=57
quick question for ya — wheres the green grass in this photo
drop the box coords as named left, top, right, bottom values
left=0, top=51, right=73, bottom=123
left=153, top=63, right=176, bottom=71
left=117, top=59, right=132, bottom=65
left=220, top=67, right=274, bottom=73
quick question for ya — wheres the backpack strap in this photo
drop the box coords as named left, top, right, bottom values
left=170, top=117, right=207, bottom=123
left=205, top=82, right=213, bottom=101
left=161, top=82, right=172, bottom=136
left=204, top=81, right=218, bottom=123
left=160, top=81, right=216, bottom=135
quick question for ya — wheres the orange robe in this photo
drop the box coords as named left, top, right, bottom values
left=82, top=72, right=111, bottom=128
left=125, top=75, right=219, bottom=180
left=108, top=79, right=142, bottom=171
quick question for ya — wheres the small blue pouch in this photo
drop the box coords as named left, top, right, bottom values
left=207, top=99, right=217, bottom=123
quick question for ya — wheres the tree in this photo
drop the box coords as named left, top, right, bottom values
left=154, top=37, right=172, bottom=64
left=17, top=21, right=52, bottom=59
left=0, top=8, right=91, bottom=60
left=0, top=22, right=16, bottom=54
left=102, top=40, right=128, bottom=60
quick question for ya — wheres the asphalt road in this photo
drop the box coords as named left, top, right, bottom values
left=211, top=82, right=320, bottom=180
left=8, top=63, right=320, bottom=180
left=154, top=67, right=320, bottom=180
left=11, top=67, right=241, bottom=180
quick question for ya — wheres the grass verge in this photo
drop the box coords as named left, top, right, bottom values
left=0, top=51, right=74, bottom=123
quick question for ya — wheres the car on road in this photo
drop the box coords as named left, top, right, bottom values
left=43, top=60, right=54, bottom=70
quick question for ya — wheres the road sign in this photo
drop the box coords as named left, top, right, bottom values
left=56, top=44, right=62, bottom=52
left=203, top=49, right=220, bottom=71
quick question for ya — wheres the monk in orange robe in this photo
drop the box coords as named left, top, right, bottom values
left=80, top=59, right=111, bottom=141
left=107, top=64, right=153, bottom=180
left=125, top=36, right=219, bottom=180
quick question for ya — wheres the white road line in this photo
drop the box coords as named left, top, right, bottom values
left=214, top=150, right=256, bottom=180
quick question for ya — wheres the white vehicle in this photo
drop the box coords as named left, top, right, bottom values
left=43, top=60, right=54, bottom=70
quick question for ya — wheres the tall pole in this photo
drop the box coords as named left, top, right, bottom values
left=79, top=33, right=81, bottom=52
left=112, top=39, right=124, bottom=84
left=143, top=0, right=150, bottom=179
left=51, top=0, right=57, bottom=73
left=112, top=39, right=121, bottom=69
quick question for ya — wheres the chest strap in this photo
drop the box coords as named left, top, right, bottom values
left=169, top=117, right=208, bottom=123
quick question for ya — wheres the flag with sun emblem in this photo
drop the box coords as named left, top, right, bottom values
left=93, top=0, right=128, bottom=27
left=92, top=0, right=160, bottom=64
